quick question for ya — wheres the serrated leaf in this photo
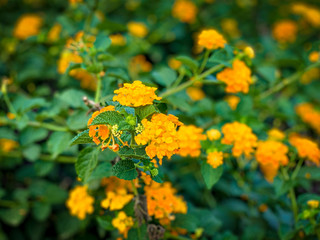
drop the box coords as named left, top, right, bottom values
left=94, top=34, right=111, bottom=51
left=135, top=105, right=158, bottom=120
left=76, top=147, right=99, bottom=183
left=175, top=56, right=199, bottom=73
left=201, top=161, right=223, bottom=189
left=70, top=130, right=94, bottom=146
left=118, top=146, right=149, bottom=160
left=112, top=160, right=138, bottom=180
left=90, top=111, right=124, bottom=126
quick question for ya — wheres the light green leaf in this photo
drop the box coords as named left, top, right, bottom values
left=175, top=56, right=199, bottom=73
left=112, top=160, right=138, bottom=180
left=94, top=34, right=111, bottom=51
left=201, top=161, right=223, bottom=189
left=152, top=66, right=177, bottom=87
left=47, top=132, right=73, bottom=158
left=76, top=147, right=99, bottom=183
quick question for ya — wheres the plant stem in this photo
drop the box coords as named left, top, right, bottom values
left=171, top=69, right=185, bottom=88
left=131, top=180, right=138, bottom=196
left=199, top=49, right=211, bottom=73
left=1, top=151, right=76, bottom=163
left=95, top=74, right=102, bottom=103
left=292, top=157, right=304, bottom=179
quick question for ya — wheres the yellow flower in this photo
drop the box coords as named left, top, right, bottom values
left=267, top=128, right=285, bottom=141
left=292, top=3, right=320, bottom=27
left=221, top=18, right=241, bottom=38
left=206, top=129, right=221, bottom=141
left=101, top=189, right=134, bottom=211
left=113, top=80, right=161, bottom=107
left=70, top=69, right=97, bottom=91
left=112, top=211, right=134, bottom=239
left=0, top=139, right=18, bottom=153
left=295, top=103, right=320, bottom=133
left=198, top=29, right=227, bottom=50
left=48, top=23, right=62, bottom=42
left=14, top=14, right=42, bottom=40
left=244, top=46, right=255, bottom=59
left=272, top=20, right=297, bottom=43
left=255, top=140, right=289, bottom=182
left=69, top=0, right=82, bottom=5
left=207, top=151, right=223, bottom=168
left=225, top=95, right=240, bottom=110
left=127, top=22, right=148, bottom=38
left=129, top=55, right=152, bottom=75
left=110, top=34, right=126, bottom=46
left=66, top=185, right=94, bottom=220
left=309, top=51, right=319, bottom=62
left=217, top=60, right=253, bottom=94
left=57, top=51, right=83, bottom=74
left=135, top=113, right=182, bottom=164
left=168, top=58, right=182, bottom=70
left=177, top=125, right=206, bottom=157
left=289, top=135, right=320, bottom=166
left=172, top=0, right=197, bottom=24
left=300, top=68, right=320, bottom=84
left=186, top=87, right=205, bottom=101
left=221, top=121, right=257, bottom=157
left=307, top=200, right=319, bottom=208
left=258, top=204, right=268, bottom=213
left=6, top=112, right=16, bottom=120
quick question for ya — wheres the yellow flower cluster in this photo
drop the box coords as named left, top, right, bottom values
left=57, top=51, right=83, bottom=74
left=186, top=87, right=205, bottom=101
left=110, top=34, right=126, bottom=46
left=206, top=129, right=221, bottom=141
left=70, top=69, right=97, bottom=91
left=292, top=3, right=320, bottom=27
left=177, top=125, right=206, bottom=157
left=309, top=51, right=319, bottom=62
left=225, top=95, right=240, bottom=110
left=207, top=151, right=224, bottom=168
left=101, top=189, right=134, bottom=211
left=129, top=55, right=152, bottom=75
left=14, top=14, right=42, bottom=40
left=301, top=68, right=320, bottom=84
left=168, top=58, right=182, bottom=70
left=135, top=113, right=183, bottom=164
left=113, top=80, right=162, bottom=107
left=217, top=60, right=253, bottom=93
left=172, top=0, right=197, bottom=23
left=144, top=181, right=187, bottom=224
left=255, top=140, right=289, bottom=182
left=272, top=20, right=297, bottom=43
left=307, top=200, right=319, bottom=208
left=267, top=128, right=285, bottom=141
left=295, top=103, right=320, bottom=133
left=48, top=23, right=62, bottom=42
left=198, top=29, right=227, bottom=50
left=112, top=211, right=134, bottom=239
left=289, top=135, right=320, bottom=166
left=127, top=22, right=148, bottom=38
left=0, top=139, right=18, bottom=153
left=221, top=121, right=258, bottom=157
left=66, top=185, right=94, bottom=220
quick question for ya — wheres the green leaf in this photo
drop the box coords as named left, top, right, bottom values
left=76, top=147, right=99, bottom=183
left=175, top=56, right=199, bottom=73
left=94, top=34, right=111, bottom=51
left=297, top=166, right=320, bottom=180
left=201, top=161, right=223, bottom=189
left=135, top=105, right=158, bottom=120
left=22, top=144, right=41, bottom=162
left=67, top=110, right=90, bottom=131
left=90, top=111, right=124, bottom=126
left=32, top=202, right=51, bottom=221
left=70, top=129, right=94, bottom=146
left=87, top=162, right=113, bottom=182
left=208, top=48, right=233, bottom=67
left=20, top=127, right=48, bottom=146
left=0, top=204, right=28, bottom=226
left=118, top=146, right=149, bottom=160
left=112, top=160, right=138, bottom=180
left=58, top=89, right=87, bottom=108
left=47, top=132, right=73, bottom=158
left=152, top=66, right=177, bottom=87
left=96, top=215, right=113, bottom=230
left=152, top=174, right=163, bottom=183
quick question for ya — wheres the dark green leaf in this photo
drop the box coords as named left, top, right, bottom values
left=112, top=160, right=138, bottom=180
left=94, top=34, right=111, bottom=51
left=70, top=129, right=94, bottom=146
left=76, top=147, right=99, bottom=183
left=175, top=56, right=199, bottom=73
left=118, top=146, right=149, bottom=160
left=47, top=132, right=73, bottom=158
left=135, top=105, right=158, bottom=120
left=201, top=161, right=223, bottom=189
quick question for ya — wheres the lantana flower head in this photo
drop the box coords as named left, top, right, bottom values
left=172, top=0, right=197, bottom=23
left=127, top=22, right=148, bottom=38
left=177, top=125, right=206, bottom=157
left=197, top=29, right=227, bottom=50
left=14, top=14, right=42, bottom=40
left=295, top=103, right=320, bottom=133
left=207, top=151, right=223, bottom=168
left=272, top=20, right=297, bottom=43
left=101, top=188, right=134, bottom=211
left=112, top=211, right=134, bottom=238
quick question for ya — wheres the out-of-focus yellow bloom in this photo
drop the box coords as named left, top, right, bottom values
left=0, top=139, right=18, bottom=153
left=289, top=135, right=320, bottom=166
left=296, top=103, right=320, bottom=133
left=48, top=23, right=62, bottom=42
left=221, top=121, right=257, bottom=157
left=255, top=140, right=289, bottom=182
left=14, top=14, right=42, bottom=40
left=6, top=112, right=16, bottom=120
left=168, top=58, right=182, bottom=70
left=129, top=55, right=152, bottom=75
left=217, top=60, right=253, bottom=94
left=177, top=125, right=206, bottom=157
left=172, top=0, right=197, bottom=24
left=207, top=151, right=223, bottom=168
left=301, top=68, right=320, bottom=84
left=292, top=3, right=320, bottom=27
left=309, top=51, right=319, bottom=62
left=259, top=204, right=268, bottom=212
left=206, top=129, right=221, bottom=141
left=244, top=46, right=255, bottom=58
left=112, top=211, right=134, bottom=239
left=135, top=113, right=182, bottom=164
left=186, top=87, right=205, bottom=101
left=127, top=22, right=148, bottom=38
left=113, top=80, right=161, bottom=107
left=225, top=95, right=240, bottom=110
left=272, top=20, right=297, bottom=43
left=110, top=34, right=126, bottom=46
left=66, top=185, right=94, bottom=220
left=307, top=200, right=319, bottom=208
left=221, top=18, right=241, bottom=38
left=69, top=0, right=82, bottom=5
left=101, top=189, right=134, bottom=211
left=198, top=29, right=227, bottom=50
left=70, top=69, right=97, bottom=91
left=267, top=128, right=285, bottom=141
left=57, top=51, right=83, bottom=74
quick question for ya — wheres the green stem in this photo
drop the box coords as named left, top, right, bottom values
left=1, top=151, right=76, bottom=163
left=3, top=92, right=17, bottom=115
left=292, top=157, right=304, bottom=180
left=172, top=69, right=185, bottom=88
left=131, top=180, right=138, bottom=196
left=199, top=49, right=211, bottom=73
left=95, top=74, right=102, bottom=103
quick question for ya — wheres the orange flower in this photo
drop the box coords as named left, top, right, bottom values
left=295, top=103, right=320, bottom=133
left=127, top=22, right=148, bottom=38
left=48, top=23, right=62, bottom=42
left=221, top=122, right=257, bottom=157
left=110, top=34, right=126, bottom=46
left=267, top=128, right=285, bottom=141
left=217, top=60, right=253, bottom=94
left=172, top=0, right=197, bottom=23
left=292, top=3, right=320, bottom=27
left=225, top=95, right=240, bottom=110
left=168, top=58, right=182, bottom=70
left=101, top=189, right=134, bottom=211
left=177, top=125, right=206, bottom=157
left=207, top=151, right=223, bottom=168
left=272, top=20, right=297, bottom=43
left=112, top=211, right=134, bottom=239
left=300, top=68, right=320, bottom=84
left=14, top=14, right=42, bottom=40
left=206, top=129, right=221, bottom=141
left=309, top=51, right=319, bottom=62
left=0, top=139, right=18, bottom=153
left=186, top=87, right=205, bottom=101
left=198, top=29, right=227, bottom=50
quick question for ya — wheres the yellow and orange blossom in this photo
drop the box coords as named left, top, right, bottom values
left=217, top=60, right=253, bottom=94
left=48, top=23, right=62, bottom=42
left=225, top=95, right=240, bottom=110
left=14, top=14, right=42, bottom=40
left=66, top=185, right=94, bottom=220
left=307, top=200, right=319, bottom=208
left=0, top=139, right=18, bottom=153
left=172, top=0, right=197, bottom=24
left=295, top=103, right=320, bottom=134
left=206, top=129, right=221, bottom=141
left=272, top=20, right=297, bottom=43
left=186, top=87, right=205, bottom=101
left=207, top=151, right=223, bottom=168
left=110, top=34, right=126, bottom=46
left=127, top=22, right=148, bottom=38
left=177, top=125, right=206, bottom=157
left=267, top=128, right=285, bottom=141
left=113, top=80, right=161, bottom=107
left=309, top=51, right=319, bottom=62
left=168, top=58, right=182, bottom=70
left=198, top=29, right=227, bottom=50
left=101, top=189, right=134, bottom=211
left=112, top=211, right=134, bottom=239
